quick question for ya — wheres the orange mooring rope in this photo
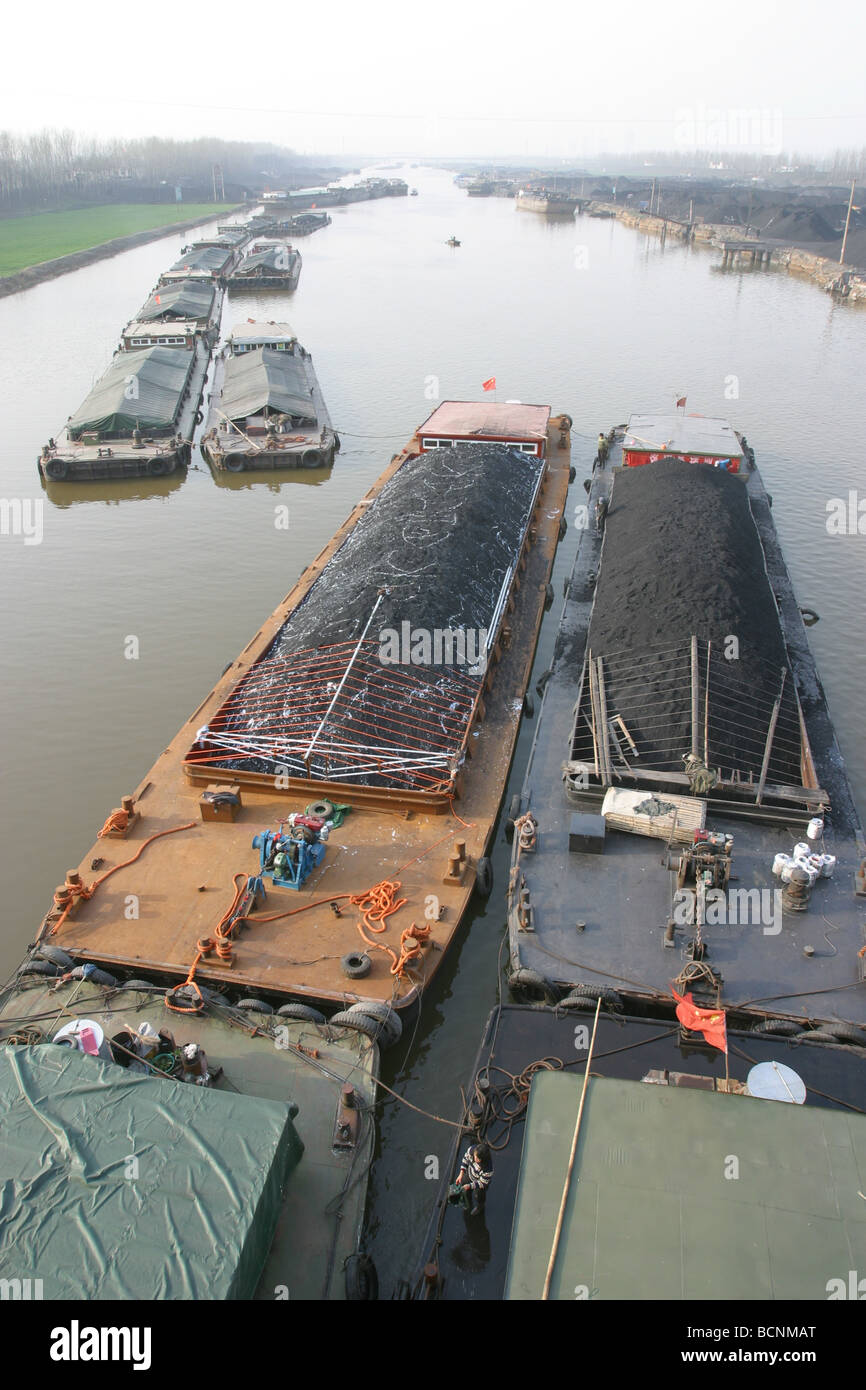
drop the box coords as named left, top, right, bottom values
left=45, top=821, right=197, bottom=940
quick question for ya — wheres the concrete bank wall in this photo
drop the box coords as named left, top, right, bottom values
left=594, top=203, right=866, bottom=303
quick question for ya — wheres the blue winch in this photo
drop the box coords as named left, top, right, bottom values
left=252, top=824, right=326, bottom=890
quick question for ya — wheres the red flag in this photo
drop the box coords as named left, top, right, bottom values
left=671, top=988, right=727, bottom=1052
left=155, top=294, right=161, bottom=304
left=482, top=377, right=496, bottom=392
left=676, top=395, right=686, bottom=408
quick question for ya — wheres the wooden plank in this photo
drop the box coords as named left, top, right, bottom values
left=756, top=669, right=787, bottom=805
left=596, top=656, right=614, bottom=786
left=690, top=634, right=700, bottom=759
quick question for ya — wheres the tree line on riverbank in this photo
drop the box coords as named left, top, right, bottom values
left=0, top=131, right=348, bottom=216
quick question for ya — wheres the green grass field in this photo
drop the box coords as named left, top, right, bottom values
left=0, top=204, right=235, bottom=277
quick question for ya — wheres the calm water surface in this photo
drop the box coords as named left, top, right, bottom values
left=1, top=166, right=864, bottom=1293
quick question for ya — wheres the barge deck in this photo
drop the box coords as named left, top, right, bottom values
left=506, top=428, right=866, bottom=1033
left=31, top=415, right=572, bottom=1013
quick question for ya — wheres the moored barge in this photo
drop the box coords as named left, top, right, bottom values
left=505, top=412, right=866, bottom=1036
left=228, top=240, right=302, bottom=291
left=28, top=404, right=572, bottom=1019
left=516, top=190, right=579, bottom=217
left=201, top=321, right=335, bottom=471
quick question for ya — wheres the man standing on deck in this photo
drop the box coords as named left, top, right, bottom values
left=455, top=1141, right=493, bottom=1216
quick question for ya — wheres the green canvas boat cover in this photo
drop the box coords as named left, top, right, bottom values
left=68, top=346, right=194, bottom=437
left=0, top=1046, right=302, bottom=1300
left=220, top=346, right=317, bottom=422
left=505, top=1073, right=866, bottom=1300
left=164, top=245, right=231, bottom=275
left=234, top=247, right=300, bottom=277
left=135, top=279, right=215, bottom=322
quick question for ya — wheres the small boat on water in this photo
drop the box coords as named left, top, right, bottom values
left=201, top=321, right=336, bottom=472
left=446, top=236, right=461, bottom=247
left=229, top=240, right=302, bottom=291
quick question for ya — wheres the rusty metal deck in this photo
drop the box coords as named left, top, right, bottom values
left=37, top=421, right=572, bottom=1011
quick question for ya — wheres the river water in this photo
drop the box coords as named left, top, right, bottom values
left=1, top=165, right=864, bottom=1294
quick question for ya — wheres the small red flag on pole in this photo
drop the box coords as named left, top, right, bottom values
left=482, top=377, right=496, bottom=392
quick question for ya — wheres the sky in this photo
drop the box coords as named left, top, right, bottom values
left=2, top=0, right=865, bottom=160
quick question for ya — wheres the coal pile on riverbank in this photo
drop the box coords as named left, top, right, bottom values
left=586, top=461, right=802, bottom=784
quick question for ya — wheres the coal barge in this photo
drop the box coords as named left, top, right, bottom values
left=27, top=403, right=572, bottom=1018
left=201, top=321, right=336, bottom=471
left=506, top=412, right=866, bottom=1037
left=408, top=412, right=866, bottom=1305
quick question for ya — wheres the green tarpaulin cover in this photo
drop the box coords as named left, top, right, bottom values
left=135, top=280, right=215, bottom=322
left=164, top=245, right=230, bottom=275
left=0, top=1046, right=302, bottom=1300
left=68, top=346, right=194, bottom=437
left=220, top=347, right=316, bottom=423
left=234, top=247, right=300, bottom=277
left=505, top=1073, right=866, bottom=1300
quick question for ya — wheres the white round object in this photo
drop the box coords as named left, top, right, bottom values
left=772, top=853, right=790, bottom=876
left=746, top=1060, right=806, bottom=1104
left=780, top=863, right=794, bottom=883
left=54, top=1018, right=105, bottom=1054
left=792, top=841, right=810, bottom=859
left=820, top=854, right=836, bottom=878
left=806, top=817, right=824, bottom=841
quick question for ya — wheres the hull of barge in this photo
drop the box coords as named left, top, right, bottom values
left=201, top=344, right=336, bottom=472
left=37, top=336, right=212, bottom=483
left=31, top=419, right=573, bottom=1013
left=506, top=433, right=866, bottom=1033
left=0, top=980, right=377, bottom=1300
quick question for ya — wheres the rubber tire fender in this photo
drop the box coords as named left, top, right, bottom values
left=558, top=515, right=567, bottom=540
left=345, top=1253, right=378, bottom=1301
left=522, top=691, right=535, bottom=718
left=347, top=1001, right=402, bottom=1046
left=235, top=998, right=274, bottom=1014
left=306, top=799, right=335, bottom=820
left=19, top=959, right=62, bottom=977
left=506, top=792, right=521, bottom=826
left=568, top=464, right=576, bottom=482
left=70, top=965, right=118, bottom=986
left=474, top=857, right=493, bottom=898
left=558, top=413, right=573, bottom=430
left=341, top=951, right=372, bottom=980
left=276, top=1002, right=327, bottom=1023
left=225, top=456, right=245, bottom=472
left=45, top=457, right=68, bottom=481
left=508, top=967, right=555, bottom=1004
left=820, top=1021, right=866, bottom=1046
left=749, top=1018, right=802, bottom=1037
left=303, top=448, right=323, bottom=468
left=195, top=409, right=204, bottom=425
left=35, top=944, right=75, bottom=970
left=329, top=1010, right=380, bottom=1040
left=148, top=458, right=167, bottom=477
left=799, top=1029, right=848, bottom=1045
left=561, top=983, right=623, bottom=1010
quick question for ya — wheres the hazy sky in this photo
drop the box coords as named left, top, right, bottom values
left=3, top=0, right=865, bottom=158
